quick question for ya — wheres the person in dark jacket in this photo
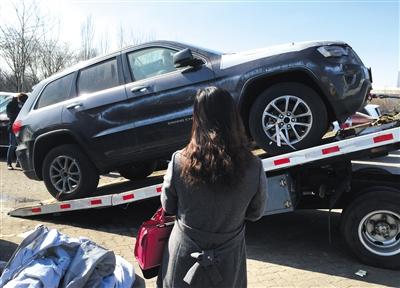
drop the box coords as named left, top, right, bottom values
left=157, top=87, right=267, bottom=288
left=6, top=93, right=28, bottom=170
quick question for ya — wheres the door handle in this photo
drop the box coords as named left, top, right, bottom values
left=130, top=86, right=149, bottom=93
left=66, top=102, right=83, bottom=109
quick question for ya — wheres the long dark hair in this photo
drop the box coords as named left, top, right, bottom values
left=181, top=87, right=252, bottom=187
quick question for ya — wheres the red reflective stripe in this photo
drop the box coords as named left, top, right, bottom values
left=273, top=158, right=290, bottom=166
left=60, top=204, right=71, bottom=209
left=123, top=194, right=134, bottom=201
left=91, top=199, right=102, bottom=205
left=373, top=134, right=394, bottom=143
left=156, top=186, right=162, bottom=193
left=322, top=146, right=340, bottom=155
left=31, top=207, right=41, bottom=213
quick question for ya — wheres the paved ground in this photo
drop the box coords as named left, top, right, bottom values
left=0, top=156, right=399, bottom=287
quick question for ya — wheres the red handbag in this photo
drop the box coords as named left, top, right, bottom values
left=134, top=207, right=175, bottom=278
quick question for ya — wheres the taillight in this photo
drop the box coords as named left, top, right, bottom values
left=340, top=117, right=352, bottom=129
left=339, top=123, right=350, bottom=129
left=12, top=120, right=22, bottom=135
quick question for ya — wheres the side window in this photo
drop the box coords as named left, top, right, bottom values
left=36, top=73, right=74, bottom=109
left=127, top=47, right=177, bottom=81
left=78, top=58, right=119, bottom=95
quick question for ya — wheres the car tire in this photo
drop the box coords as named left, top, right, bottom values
left=118, top=160, right=157, bottom=180
left=341, top=188, right=400, bottom=270
left=249, top=82, right=328, bottom=155
left=42, top=144, right=99, bottom=201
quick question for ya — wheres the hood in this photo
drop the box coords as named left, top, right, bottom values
left=0, top=113, right=9, bottom=122
left=220, top=40, right=347, bottom=70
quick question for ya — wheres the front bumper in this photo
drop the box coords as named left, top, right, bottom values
left=321, top=64, right=372, bottom=123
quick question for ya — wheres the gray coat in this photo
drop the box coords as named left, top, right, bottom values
left=157, top=151, right=267, bottom=288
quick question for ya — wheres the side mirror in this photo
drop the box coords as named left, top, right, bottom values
left=173, top=48, right=203, bottom=68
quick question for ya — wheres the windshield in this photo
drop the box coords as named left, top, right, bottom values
left=0, top=96, right=12, bottom=114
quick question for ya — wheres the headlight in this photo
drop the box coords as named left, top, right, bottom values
left=317, top=46, right=349, bottom=57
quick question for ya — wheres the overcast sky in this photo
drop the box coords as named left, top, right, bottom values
left=0, top=0, right=399, bottom=87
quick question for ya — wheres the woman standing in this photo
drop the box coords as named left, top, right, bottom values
left=157, top=87, right=267, bottom=288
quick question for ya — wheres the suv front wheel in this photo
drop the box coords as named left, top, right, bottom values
left=249, top=82, right=328, bottom=155
left=42, top=144, right=99, bottom=200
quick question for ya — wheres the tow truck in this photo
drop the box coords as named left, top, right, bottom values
left=8, top=114, right=400, bottom=270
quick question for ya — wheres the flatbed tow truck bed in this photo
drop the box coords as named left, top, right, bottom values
left=8, top=116, right=400, bottom=269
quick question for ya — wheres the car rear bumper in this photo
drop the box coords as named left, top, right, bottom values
left=16, top=143, right=40, bottom=180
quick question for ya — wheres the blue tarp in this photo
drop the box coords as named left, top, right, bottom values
left=0, top=225, right=135, bottom=288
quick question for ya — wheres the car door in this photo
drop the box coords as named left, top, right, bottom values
left=123, top=46, right=216, bottom=156
left=62, top=55, right=137, bottom=164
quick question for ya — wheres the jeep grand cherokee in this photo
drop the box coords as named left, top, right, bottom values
left=14, top=40, right=372, bottom=199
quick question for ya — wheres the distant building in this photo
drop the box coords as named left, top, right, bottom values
left=370, top=86, right=400, bottom=114
left=398, top=71, right=400, bottom=88
left=372, top=87, right=400, bottom=96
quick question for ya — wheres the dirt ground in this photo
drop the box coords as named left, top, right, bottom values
left=1, top=155, right=399, bottom=287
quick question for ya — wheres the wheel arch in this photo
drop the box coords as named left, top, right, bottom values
left=238, top=70, right=336, bottom=136
left=353, top=167, right=392, bottom=176
left=340, top=184, right=400, bottom=213
left=33, top=130, right=96, bottom=180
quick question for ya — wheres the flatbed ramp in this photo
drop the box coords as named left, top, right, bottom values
left=9, top=175, right=165, bottom=217
left=8, top=123, right=400, bottom=217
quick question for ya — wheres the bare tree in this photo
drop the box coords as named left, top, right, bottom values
left=0, top=0, right=44, bottom=91
left=37, top=40, right=75, bottom=78
left=128, top=29, right=156, bottom=46
left=97, top=29, right=111, bottom=55
left=79, top=15, right=97, bottom=60
left=0, top=69, right=15, bottom=91
left=26, top=40, right=41, bottom=85
left=0, top=1, right=157, bottom=92
left=117, top=23, right=126, bottom=50
left=22, top=15, right=75, bottom=82
left=117, top=24, right=156, bottom=49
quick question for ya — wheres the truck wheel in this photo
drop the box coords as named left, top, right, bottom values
left=42, top=144, right=99, bottom=200
left=118, top=160, right=157, bottom=180
left=341, top=188, right=400, bottom=269
left=249, top=82, right=328, bottom=155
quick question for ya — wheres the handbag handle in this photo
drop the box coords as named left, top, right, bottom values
left=152, top=207, right=166, bottom=224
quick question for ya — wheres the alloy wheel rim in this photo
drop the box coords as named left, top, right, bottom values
left=358, top=210, right=400, bottom=256
left=49, top=155, right=81, bottom=195
left=262, top=95, right=313, bottom=146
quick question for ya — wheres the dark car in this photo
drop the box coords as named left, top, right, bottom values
left=15, top=40, right=372, bottom=199
left=0, top=93, right=17, bottom=148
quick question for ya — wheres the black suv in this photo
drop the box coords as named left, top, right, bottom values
left=15, top=40, right=372, bottom=199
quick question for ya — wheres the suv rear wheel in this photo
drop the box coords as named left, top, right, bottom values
left=249, top=82, right=328, bottom=155
left=42, top=144, right=99, bottom=200
left=118, top=160, right=157, bottom=180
